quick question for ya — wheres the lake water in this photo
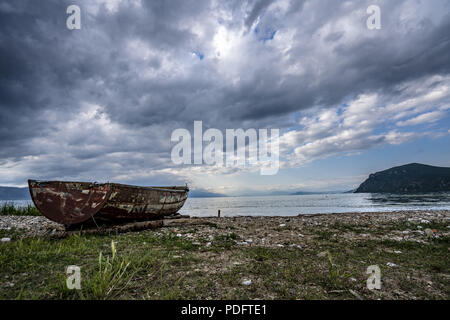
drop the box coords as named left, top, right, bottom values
left=179, top=193, right=450, bottom=217
left=3, top=193, right=450, bottom=217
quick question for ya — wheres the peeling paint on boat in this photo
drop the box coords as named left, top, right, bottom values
left=28, top=180, right=189, bottom=225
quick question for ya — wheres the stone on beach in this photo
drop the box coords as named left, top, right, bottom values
left=241, top=279, right=252, bottom=286
left=424, top=228, right=434, bottom=237
left=386, top=262, right=398, bottom=267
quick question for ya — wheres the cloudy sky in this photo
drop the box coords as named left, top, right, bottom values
left=0, top=0, right=449, bottom=195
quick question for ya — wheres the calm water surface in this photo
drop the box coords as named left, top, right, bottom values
left=179, top=193, right=450, bottom=217
left=3, top=193, right=450, bottom=217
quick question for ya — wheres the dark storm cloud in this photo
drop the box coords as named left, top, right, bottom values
left=244, top=0, right=274, bottom=28
left=0, top=0, right=449, bottom=186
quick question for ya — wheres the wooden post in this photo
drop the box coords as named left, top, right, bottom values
left=218, top=210, right=221, bottom=218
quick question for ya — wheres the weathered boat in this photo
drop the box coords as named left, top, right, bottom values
left=28, top=180, right=189, bottom=225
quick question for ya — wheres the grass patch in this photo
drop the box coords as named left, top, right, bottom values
left=0, top=203, right=40, bottom=216
left=212, top=233, right=239, bottom=249
left=83, top=241, right=134, bottom=299
left=331, top=222, right=369, bottom=234
left=0, top=217, right=448, bottom=300
left=314, top=230, right=335, bottom=241
left=0, top=228, right=22, bottom=240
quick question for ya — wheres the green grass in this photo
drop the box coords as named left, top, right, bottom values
left=0, top=203, right=40, bottom=216
left=0, top=230, right=204, bottom=299
left=331, top=222, right=369, bottom=234
left=0, top=228, right=22, bottom=240
left=81, top=241, right=134, bottom=299
left=212, top=233, right=239, bottom=249
left=0, top=219, right=448, bottom=300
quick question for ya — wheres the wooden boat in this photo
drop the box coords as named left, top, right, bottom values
left=28, top=180, right=189, bottom=225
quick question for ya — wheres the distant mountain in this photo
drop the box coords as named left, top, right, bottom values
left=290, top=191, right=345, bottom=195
left=291, top=191, right=324, bottom=195
left=189, top=190, right=227, bottom=198
left=266, top=191, right=292, bottom=196
left=0, top=186, right=30, bottom=200
left=355, top=163, right=450, bottom=193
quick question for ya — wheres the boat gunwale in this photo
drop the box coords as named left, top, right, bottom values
left=28, top=180, right=189, bottom=194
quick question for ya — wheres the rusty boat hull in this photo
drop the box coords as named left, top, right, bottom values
left=28, top=180, right=189, bottom=225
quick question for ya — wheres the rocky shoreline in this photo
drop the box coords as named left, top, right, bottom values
left=1, top=210, right=449, bottom=244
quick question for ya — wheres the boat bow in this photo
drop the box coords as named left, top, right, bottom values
left=28, top=180, right=111, bottom=225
